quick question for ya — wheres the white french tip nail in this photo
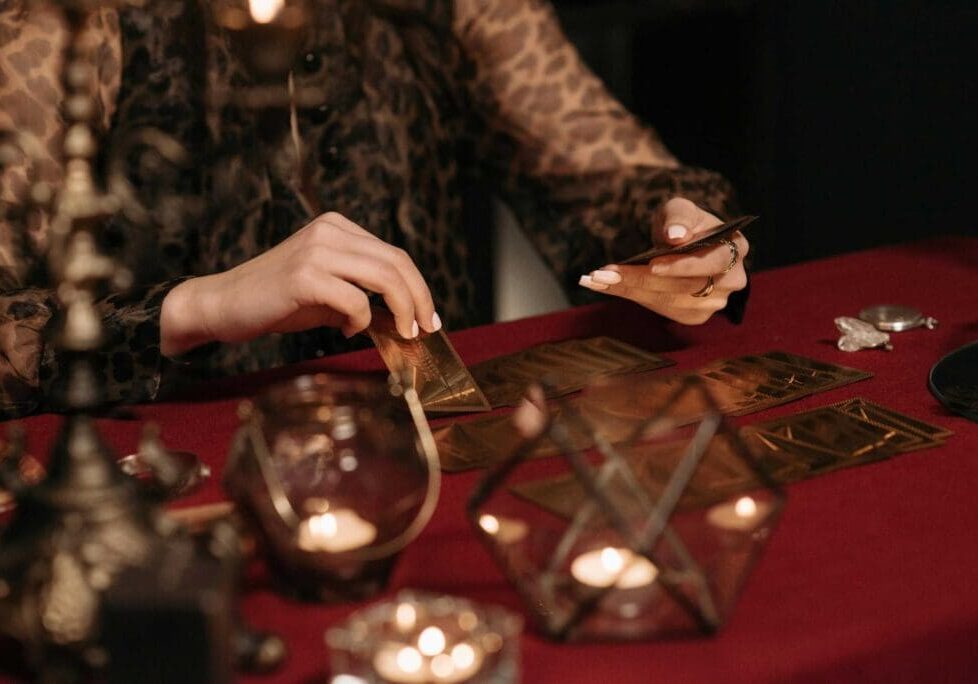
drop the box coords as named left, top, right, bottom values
left=411, top=320, right=420, bottom=338
left=431, top=312, right=442, bottom=331
left=590, top=269, right=622, bottom=285
left=667, top=224, right=688, bottom=240
left=578, top=275, right=609, bottom=291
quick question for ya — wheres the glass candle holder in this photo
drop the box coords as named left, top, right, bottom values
left=467, top=376, right=785, bottom=641
left=225, top=373, right=440, bottom=601
left=212, top=0, right=311, bottom=82
left=326, top=590, right=522, bottom=684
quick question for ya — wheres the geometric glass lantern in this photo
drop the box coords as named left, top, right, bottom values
left=468, top=377, right=785, bottom=641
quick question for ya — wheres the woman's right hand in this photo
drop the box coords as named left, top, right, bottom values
left=160, top=212, right=439, bottom=357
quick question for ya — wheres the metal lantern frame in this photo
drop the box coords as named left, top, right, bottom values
left=468, top=376, right=786, bottom=642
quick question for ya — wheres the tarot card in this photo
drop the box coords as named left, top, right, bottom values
left=744, top=427, right=849, bottom=473
left=833, top=398, right=952, bottom=444
left=759, top=351, right=872, bottom=389
left=740, top=429, right=812, bottom=483
left=367, top=308, right=490, bottom=414
left=756, top=408, right=901, bottom=461
left=470, top=337, right=674, bottom=408
left=731, top=352, right=871, bottom=406
left=432, top=411, right=570, bottom=472
left=618, top=215, right=758, bottom=266
left=511, top=434, right=766, bottom=521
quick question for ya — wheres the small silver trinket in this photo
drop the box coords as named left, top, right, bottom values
left=858, top=305, right=938, bottom=332
left=835, top=317, right=893, bottom=352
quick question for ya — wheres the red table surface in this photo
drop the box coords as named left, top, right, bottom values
left=3, top=236, right=978, bottom=683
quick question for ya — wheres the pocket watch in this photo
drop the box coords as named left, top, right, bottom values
left=858, top=305, right=938, bottom=332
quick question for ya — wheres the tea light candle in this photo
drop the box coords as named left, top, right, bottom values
left=372, top=628, right=485, bottom=683
left=707, top=496, right=770, bottom=532
left=570, top=547, right=658, bottom=589
left=327, top=592, right=521, bottom=684
left=478, top=514, right=529, bottom=545
left=297, top=509, right=377, bottom=553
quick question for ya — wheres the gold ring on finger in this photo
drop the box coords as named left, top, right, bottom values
left=719, top=238, right=739, bottom=273
left=691, top=275, right=715, bottom=298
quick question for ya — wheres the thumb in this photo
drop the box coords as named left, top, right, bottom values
left=654, top=197, right=715, bottom=246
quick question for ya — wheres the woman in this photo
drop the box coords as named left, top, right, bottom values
left=0, top=0, right=748, bottom=418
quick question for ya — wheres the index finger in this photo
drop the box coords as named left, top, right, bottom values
left=325, top=213, right=440, bottom=334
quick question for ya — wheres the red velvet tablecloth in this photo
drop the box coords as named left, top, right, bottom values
left=5, top=236, right=978, bottom=682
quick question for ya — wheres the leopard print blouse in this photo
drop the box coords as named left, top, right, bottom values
left=0, top=0, right=738, bottom=419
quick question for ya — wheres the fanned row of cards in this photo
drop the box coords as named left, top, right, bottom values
left=434, top=350, right=873, bottom=471
left=469, top=337, right=674, bottom=408
left=368, top=309, right=673, bottom=414
left=510, top=398, right=952, bottom=520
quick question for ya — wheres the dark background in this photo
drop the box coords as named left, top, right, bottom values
left=552, top=0, right=977, bottom=270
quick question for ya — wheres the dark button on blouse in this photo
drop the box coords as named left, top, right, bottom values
left=300, top=51, right=323, bottom=74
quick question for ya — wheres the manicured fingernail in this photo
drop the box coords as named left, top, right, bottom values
left=666, top=224, right=688, bottom=240
left=590, top=269, right=621, bottom=285
left=579, top=275, right=609, bottom=291
left=431, top=312, right=442, bottom=331
left=411, top=320, right=420, bottom=338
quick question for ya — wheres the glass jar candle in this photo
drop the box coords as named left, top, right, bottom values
left=225, top=373, right=440, bottom=601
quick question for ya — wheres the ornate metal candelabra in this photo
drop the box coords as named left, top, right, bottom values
left=0, top=2, right=277, bottom=681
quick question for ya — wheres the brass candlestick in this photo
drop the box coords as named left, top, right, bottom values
left=0, top=2, right=305, bottom=679
left=0, top=3, right=232, bottom=681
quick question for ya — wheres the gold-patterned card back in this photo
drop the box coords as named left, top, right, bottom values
left=367, top=308, right=491, bottom=414
left=470, top=336, right=675, bottom=408
left=741, top=398, right=950, bottom=478
left=433, top=414, right=564, bottom=472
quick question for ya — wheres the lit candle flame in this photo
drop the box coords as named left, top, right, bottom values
left=571, top=547, right=658, bottom=589
left=478, top=514, right=500, bottom=535
left=451, top=643, right=476, bottom=669
left=600, top=546, right=625, bottom=573
left=296, top=508, right=377, bottom=553
left=395, top=602, right=417, bottom=631
left=308, top=511, right=338, bottom=538
left=418, top=626, right=446, bottom=656
left=431, top=654, right=455, bottom=679
left=735, top=496, right=758, bottom=518
left=395, top=647, right=423, bottom=674
left=249, top=0, right=285, bottom=24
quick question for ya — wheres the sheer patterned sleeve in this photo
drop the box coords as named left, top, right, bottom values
left=452, top=0, right=740, bottom=296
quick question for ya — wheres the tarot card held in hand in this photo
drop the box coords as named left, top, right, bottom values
left=618, top=215, right=758, bottom=265
left=470, top=336, right=675, bottom=408
left=367, top=308, right=491, bottom=413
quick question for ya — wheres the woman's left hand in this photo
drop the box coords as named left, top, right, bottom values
left=578, top=197, right=749, bottom=325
